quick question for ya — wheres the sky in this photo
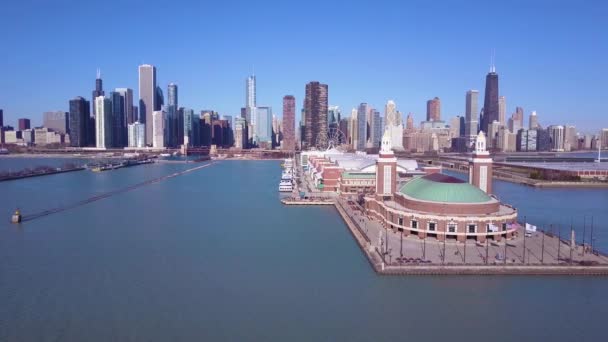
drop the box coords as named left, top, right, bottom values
left=0, top=0, right=606, bottom=133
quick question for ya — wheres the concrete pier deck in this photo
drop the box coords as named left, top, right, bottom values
left=285, top=196, right=608, bottom=275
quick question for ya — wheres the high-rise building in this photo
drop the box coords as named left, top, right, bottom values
left=529, top=111, right=539, bottom=129
left=18, top=118, right=31, bottom=131
left=155, top=86, right=164, bottom=111
left=564, top=125, right=577, bottom=151
left=480, top=66, right=499, bottom=135
left=167, top=83, right=178, bottom=107
left=303, top=81, right=328, bottom=149
left=371, top=110, right=383, bottom=148
left=600, top=128, right=608, bottom=150
left=128, top=122, right=145, bottom=148
left=152, top=110, right=165, bottom=148
left=406, top=113, right=414, bottom=130
left=384, top=100, right=403, bottom=150
left=516, top=129, right=538, bottom=152
left=356, top=103, right=369, bottom=151
left=69, top=97, right=90, bottom=147
left=139, top=64, right=157, bottom=146
left=0, top=109, right=3, bottom=127
left=498, top=96, right=506, bottom=126
left=92, top=68, right=104, bottom=117
left=349, top=108, right=358, bottom=149
left=465, top=90, right=479, bottom=146
left=254, top=106, right=272, bottom=144
left=43, top=111, right=68, bottom=134
left=110, top=91, right=127, bottom=148
left=282, top=95, right=296, bottom=151
left=426, top=97, right=441, bottom=121
left=94, top=96, right=112, bottom=149
left=549, top=125, right=565, bottom=152
left=115, top=88, right=134, bottom=125
left=246, top=75, right=256, bottom=108
left=328, top=105, right=340, bottom=127
left=234, top=117, right=248, bottom=149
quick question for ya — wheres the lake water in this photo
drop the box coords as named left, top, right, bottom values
left=1, top=159, right=607, bottom=341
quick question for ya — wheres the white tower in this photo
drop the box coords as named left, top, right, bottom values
left=376, top=129, right=398, bottom=197
left=469, top=131, right=493, bottom=194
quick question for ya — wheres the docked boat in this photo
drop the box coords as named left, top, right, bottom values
left=279, top=180, right=294, bottom=192
left=282, top=158, right=293, bottom=170
left=159, top=153, right=171, bottom=158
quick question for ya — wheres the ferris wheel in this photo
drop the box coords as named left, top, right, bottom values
left=315, top=127, right=347, bottom=151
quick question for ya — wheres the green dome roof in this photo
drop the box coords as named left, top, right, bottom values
left=399, top=173, right=492, bottom=203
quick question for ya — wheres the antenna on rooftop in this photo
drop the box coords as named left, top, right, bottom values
left=96, top=68, right=101, bottom=79
left=490, top=49, right=496, bottom=73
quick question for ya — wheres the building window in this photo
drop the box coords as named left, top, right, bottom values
left=502, top=223, right=507, bottom=231
left=448, top=223, right=457, bottom=233
left=468, top=224, right=476, bottom=233
left=398, top=217, right=403, bottom=226
left=486, top=224, right=491, bottom=233
left=411, top=220, right=418, bottom=229
left=428, top=222, right=436, bottom=231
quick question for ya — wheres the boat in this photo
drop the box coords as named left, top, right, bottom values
left=282, top=158, right=293, bottom=170
left=159, top=153, right=171, bottom=158
left=279, top=180, right=294, bottom=192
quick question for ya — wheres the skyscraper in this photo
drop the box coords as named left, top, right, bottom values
left=328, top=106, right=340, bottom=127
left=246, top=75, right=256, bottom=108
left=254, top=106, right=272, bottom=144
left=426, top=97, right=441, bottom=121
left=18, top=118, right=31, bottom=130
left=155, top=86, right=164, bottom=111
left=356, top=103, right=369, bottom=151
left=282, top=95, right=296, bottom=151
left=0, top=109, right=3, bottom=127
left=167, top=83, right=178, bottom=107
left=91, top=69, right=104, bottom=117
left=94, top=96, right=112, bottom=149
left=529, top=111, right=539, bottom=129
left=406, top=113, right=414, bottom=130
left=152, top=110, right=165, bottom=148
left=465, top=90, right=479, bottom=145
left=43, top=111, right=68, bottom=134
left=110, top=91, right=127, bottom=148
left=384, top=100, right=400, bottom=127
left=498, top=96, right=506, bottom=126
left=69, top=97, right=90, bottom=147
left=303, top=81, right=328, bottom=149
left=139, top=64, right=157, bottom=146
left=115, top=88, right=134, bottom=125
left=480, top=66, right=499, bottom=134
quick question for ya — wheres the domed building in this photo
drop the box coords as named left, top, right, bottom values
left=364, top=131, right=518, bottom=242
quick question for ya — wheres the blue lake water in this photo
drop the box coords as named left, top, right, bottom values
left=0, top=159, right=607, bottom=341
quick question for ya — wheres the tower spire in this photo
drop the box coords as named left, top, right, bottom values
left=490, top=49, right=496, bottom=73
left=96, top=68, right=101, bottom=79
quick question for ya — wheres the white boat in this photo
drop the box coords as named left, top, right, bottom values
left=159, top=153, right=171, bottom=158
left=279, top=180, right=294, bottom=192
left=282, top=158, right=293, bottom=169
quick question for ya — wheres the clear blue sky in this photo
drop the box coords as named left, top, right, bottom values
left=1, top=0, right=606, bottom=133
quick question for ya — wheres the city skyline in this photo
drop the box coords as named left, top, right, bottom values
left=0, top=1, right=606, bottom=133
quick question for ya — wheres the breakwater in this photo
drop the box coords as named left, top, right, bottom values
left=17, top=162, right=217, bottom=223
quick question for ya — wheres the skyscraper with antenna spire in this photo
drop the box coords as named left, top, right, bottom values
left=92, top=68, right=104, bottom=117
left=480, top=54, right=499, bottom=136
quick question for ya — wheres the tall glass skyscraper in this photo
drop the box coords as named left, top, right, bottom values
left=481, top=66, right=499, bottom=135
left=356, top=103, right=369, bottom=151
left=111, top=91, right=127, bottom=148
left=91, top=69, right=104, bottom=117
left=115, top=88, right=134, bottom=125
left=465, top=90, right=479, bottom=145
left=69, top=97, right=90, bottom=147
left=168, top=83, right=178, bottom=107
left=246, top=75, right=256, bottom=108
left=138, top=64, right=157, bottom=146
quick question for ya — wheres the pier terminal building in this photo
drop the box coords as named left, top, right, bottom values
left=301, top=131, right=518, bottom=242
left=365, top=131, right=518, bottom=242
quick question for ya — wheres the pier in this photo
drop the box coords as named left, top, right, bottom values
left=283, top=194, right=608, bottom=275
left=0, top=166, right=85, bottom=182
